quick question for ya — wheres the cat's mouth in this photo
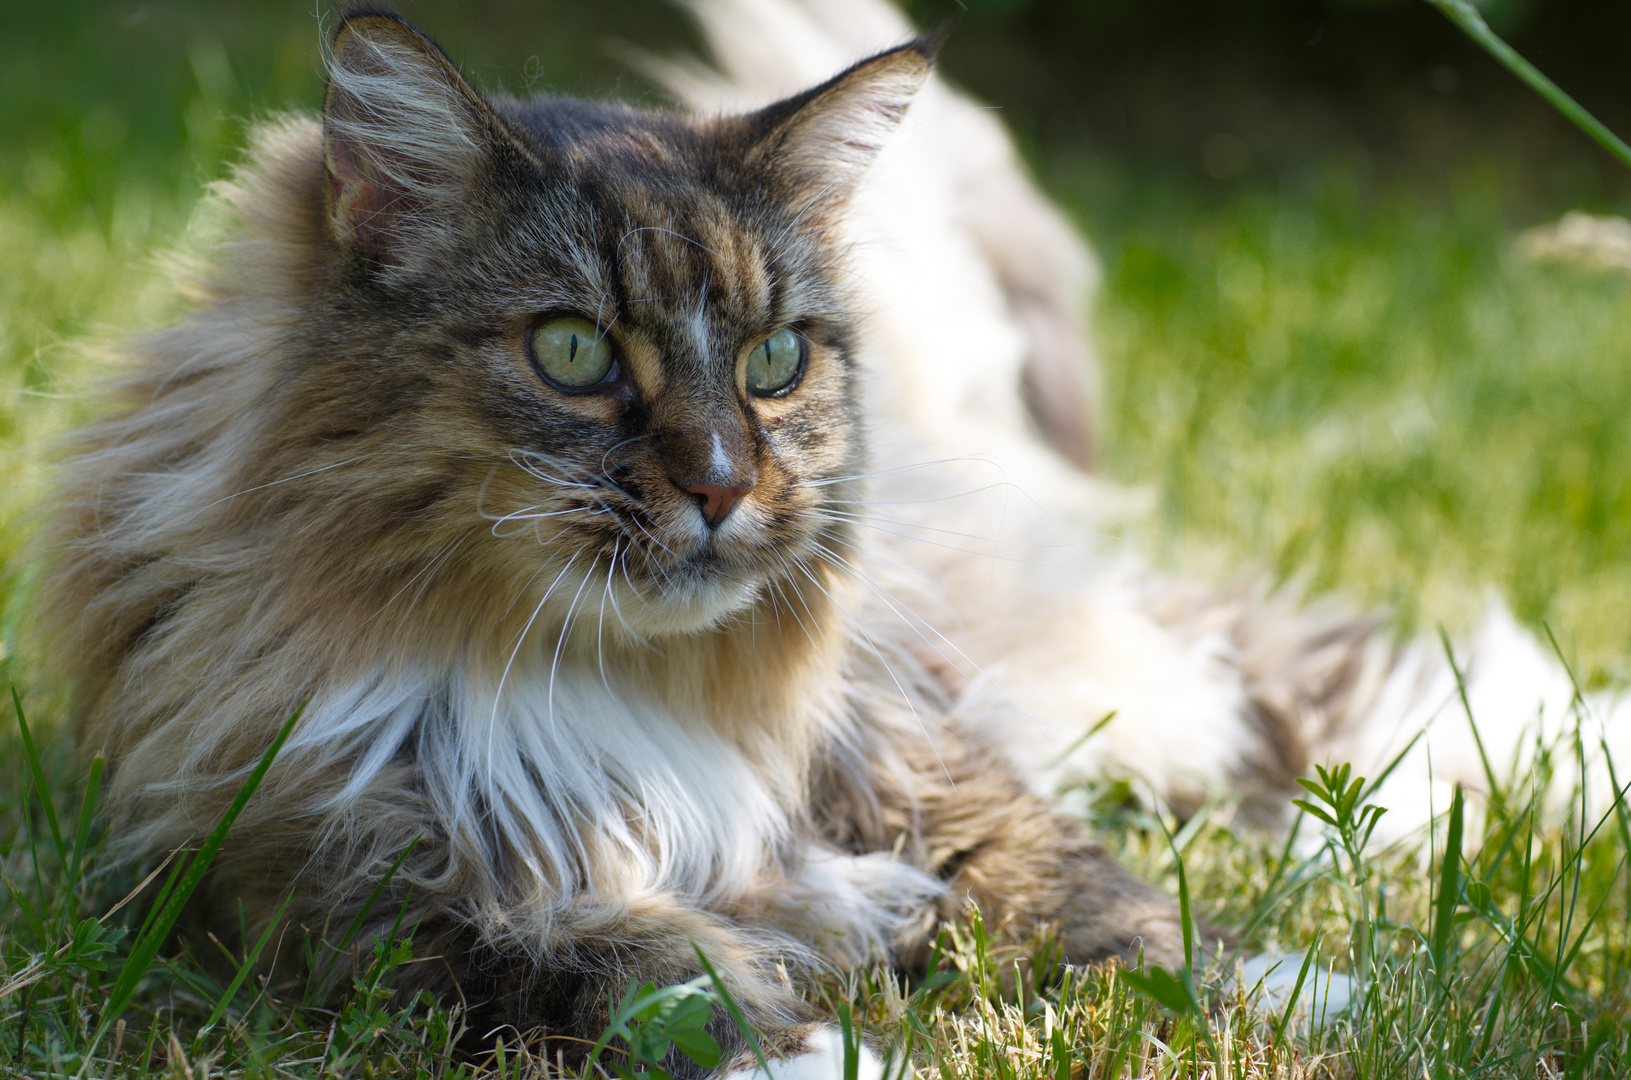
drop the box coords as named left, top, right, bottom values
left=599, top=503, right=803, bottom=632
left=500, top=452, right=817, bottom=632
left=609, top=543, right=770, bottom=634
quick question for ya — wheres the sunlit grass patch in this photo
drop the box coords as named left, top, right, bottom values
left=1070, top=161, right=1631, bottom=681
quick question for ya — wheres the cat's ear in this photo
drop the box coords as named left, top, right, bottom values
left=744, top=41, right=933, bottom=225
left=322, top=13, right=525, bottom=265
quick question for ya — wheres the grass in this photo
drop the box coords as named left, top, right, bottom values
left=2, top=5, right=1630, bottom=1078
left=1064, top=155, right=1631, bottom=682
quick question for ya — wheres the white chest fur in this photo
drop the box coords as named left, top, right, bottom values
left=291, top=662, right=793, bottom=905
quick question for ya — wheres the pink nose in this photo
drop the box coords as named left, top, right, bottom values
left=686, top=481, right=753, bottom=527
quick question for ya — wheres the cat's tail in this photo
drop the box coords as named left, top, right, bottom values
left=957, top=560, right=1631, bottom=846
left=1135, top=580, right=1631, bottom=845
left=658, top=0, right=1101, bottom=469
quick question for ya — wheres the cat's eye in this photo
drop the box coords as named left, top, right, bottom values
left=746, top=329, right=805, bottom=396
left=530, top=317, right=618, bottom=389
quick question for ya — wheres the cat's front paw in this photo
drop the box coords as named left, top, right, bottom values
left=723, top=1024, right=892, bottom=1080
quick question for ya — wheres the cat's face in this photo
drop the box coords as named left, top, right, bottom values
left=282, top=15, right=928, bottom=640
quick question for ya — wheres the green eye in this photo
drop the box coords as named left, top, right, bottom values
left=531, top=317, right=617, bottom=388
left=746, top=329, right=805, bottom=395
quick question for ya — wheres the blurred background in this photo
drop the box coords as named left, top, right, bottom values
left=2, top=0, right=1630, bottom=679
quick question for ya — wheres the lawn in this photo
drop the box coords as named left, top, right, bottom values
left=1, top=2, right=1628, bottom=1076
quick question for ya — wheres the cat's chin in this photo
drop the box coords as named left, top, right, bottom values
left=613, top=572, right=762, bottom=637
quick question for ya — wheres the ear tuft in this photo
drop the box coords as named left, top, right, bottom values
left=746, top=41, right=932, bottom=225
left=322, top=13, right=503, bottom=265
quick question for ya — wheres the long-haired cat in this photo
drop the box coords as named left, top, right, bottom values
left=37, top=0, right=1628, bottom=1075
left=40, top=4, right=1192, bottom=1076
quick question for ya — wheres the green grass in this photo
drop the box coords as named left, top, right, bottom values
left=1064, top=155, right=1631, bottom=682
left=3, top=6, right=1630, bottom=1078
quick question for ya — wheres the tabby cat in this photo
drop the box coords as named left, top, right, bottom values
left=40, top=6, right=1191, bottom=1077
left=41, top=0, right=1630, bottom=1075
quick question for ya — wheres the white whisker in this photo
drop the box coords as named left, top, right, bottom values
left=487, top=553, right=581, bottom=782
left=807, top=509, right=1090, bottom=572
left=596, top=540, right=621, bottom=691
left=807, top=538, right=1065, bottom=750
left=815, top=507, right=1088, bottom=552
left=548, top=562, right=600, bottom=727
left=358, top=536, right=466, bottom=630
left=184, top=456, right=367, bottom=521
left=789, top=557, right=954, bottom=786
left=791, top=456, right=1008, bottom=489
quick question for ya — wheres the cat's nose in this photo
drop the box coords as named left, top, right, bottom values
left=685, top=479, right=754, bottom=527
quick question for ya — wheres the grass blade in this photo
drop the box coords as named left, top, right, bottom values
left=1425, top=0, right=1631, bottom=171
left=1270, top=941, right=1320, bottom=1042
left=200, top=890, right=292, bottom=1035
left=693, top=943, right=772, bottom=1077
left=12, top=686, right=66, bottom=869
left=1438, top=629, right=1503, bottom=808
left=84, top=702, right=304, bottom=1069
left=68, top=756, right=104, bottom=891
left=1431, top=784, right=1465, bottom=978
left=310, top=834, right=421, bottom=999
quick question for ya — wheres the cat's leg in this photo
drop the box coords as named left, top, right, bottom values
left=390, top=894, right=883, bottom=1079
left=816, top=710, right=1198, bottom=973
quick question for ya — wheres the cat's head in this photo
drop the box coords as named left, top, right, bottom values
left=265, top=13, right=930, bottom=643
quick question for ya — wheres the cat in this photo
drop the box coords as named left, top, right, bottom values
left=39, top=6, right=1197, bottom=1077
left=36, top=0, right=1627, bottom=1075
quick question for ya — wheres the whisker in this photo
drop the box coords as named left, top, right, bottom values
left=487, top=505, right=603, bottom=537
left=488, top=553, right=581, bottom=779
left=768, top=575, right=822, bottom=651
left=358, top=536, right=466, bottom=630
left=547, top=561, right=599, bottom=727
left=397, top=538, right=467, bottom=631
left=184, top=456, right=367, bottom=521
left=616, top=225, right=719, bottom=264
left=510, top=448, right=602, bottom=489
left=629, top=515, right=678, bottom=563
left=591, top=294, right=622, bottom=341
left=822, top=482, right=1044, bottom=508
left=788, top=557, right=954, bottom=786
left=791, top=456, right=1015, bottom=489
left=808, top=510, right=1090, bottom=572
left=596, top=540, right=620, bottom=691
left=807, top=539, right=1073, bottom=750
left=599, top=433, right=651, bottom=478
left=815, top=507, right=1089, bottom=552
